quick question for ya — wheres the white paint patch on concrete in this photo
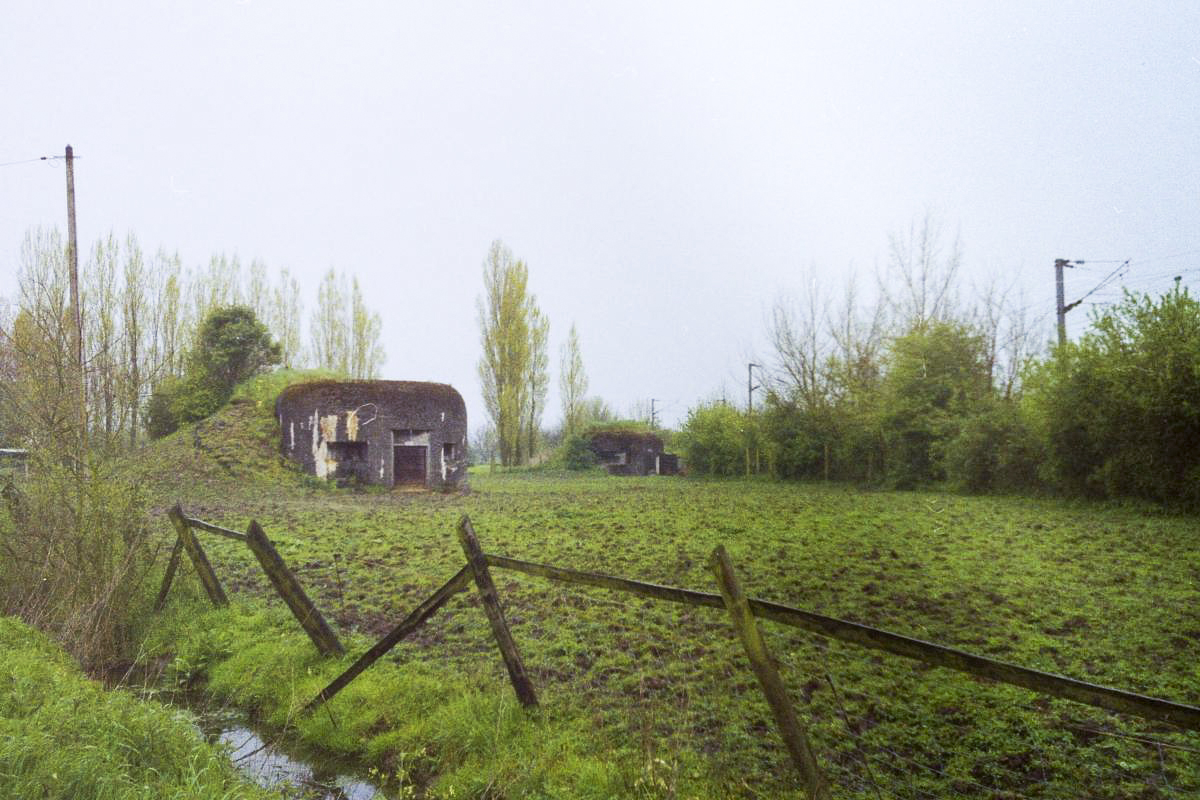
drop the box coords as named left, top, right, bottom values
left=319, top=414, right=339, bottom=443
left=310, top=410, right=328, bottom=479
left=320, top=414, right=341, bottom=478
left=346, top=408, right=359, bottom=440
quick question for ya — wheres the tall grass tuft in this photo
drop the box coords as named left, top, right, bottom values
left=0, top=615, right=278, bottom=799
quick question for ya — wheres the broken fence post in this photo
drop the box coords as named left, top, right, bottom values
left=154, top=535, right=184, bottom=611
left=168, top=504, right=228, bottom=607
left=709, top=545, right=830, bottom=800
left=457, top=515, right=538, bottom=708
left=245, top=520, right=345, bottom=657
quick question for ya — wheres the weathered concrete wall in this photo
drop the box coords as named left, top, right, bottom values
left=276, top=380, right=468, bottom=489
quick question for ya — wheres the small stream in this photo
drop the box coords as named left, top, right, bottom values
left=105, top=658, right=398, bottom=799
left=185, top=699, right=395, bottom=799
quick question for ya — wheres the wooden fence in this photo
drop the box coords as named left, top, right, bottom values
left=158, top=507, right=1200, bottom=800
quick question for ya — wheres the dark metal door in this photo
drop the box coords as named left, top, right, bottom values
left=393, top=446, right=427, bottom=486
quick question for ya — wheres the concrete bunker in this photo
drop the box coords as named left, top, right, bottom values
left=585, top=429, right=679, bottom=476
left=276, top=380, right=467, bottom=490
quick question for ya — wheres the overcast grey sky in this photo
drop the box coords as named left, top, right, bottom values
left=3, top=1, right=1198, bottom=429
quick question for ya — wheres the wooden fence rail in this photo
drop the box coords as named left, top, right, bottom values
left=482, top=553, right=1200, bottom=731
left=160, top=508, right=1200, bottom=799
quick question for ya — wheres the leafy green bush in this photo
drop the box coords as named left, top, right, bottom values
left=943, top=401, right=1042, bottom=493
left=678, top=403, right=745, bottom=476
left=760, top=397, right=826, bottom=479
left=147, top=306, right=280, bottom=439
left=1023, top=287, right=1200, bottom=505
left=561, top=434, right=597, bottom=470
left=144, top=373, right=226, bottom=438
left=879, top=321, right=991, bottom=488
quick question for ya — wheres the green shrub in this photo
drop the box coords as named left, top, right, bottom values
left=145, top=373, right=227, bottom=438
left=147, top=306, right=281, bottom=439
left=1023, top=287, right=1200, bottom=505
left=678, top=403, right=745, bottom=476
left=561, top=434, right=597, bottom=470
left=943, top=402, right=1042, bottom=493
left=0, top=456, right=158, bottom=671
left=879, top=321, right=991, bottom=488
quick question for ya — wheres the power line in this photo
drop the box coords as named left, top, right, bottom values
left=0, top=155, right=69, bottom=169
left=1064, top=259, right=1128, bottom=267
left=1064, top=259, right=1130, bottom=314
left=1128, top=248, right=1200, bottom=267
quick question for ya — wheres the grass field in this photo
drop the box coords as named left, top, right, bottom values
left=135, top=401, right=1200, bottom=799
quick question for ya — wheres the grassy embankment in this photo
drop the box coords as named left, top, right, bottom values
left=132, top=378, right=1200, bottom=799
left=0, top=615, right=279, bottom=800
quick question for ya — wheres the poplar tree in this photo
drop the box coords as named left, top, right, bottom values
left=150, top=248, right=185, bottom=379
left=477, top=240, right=538, bottom=467
left=245, top=258, right=271, bottom=326
left=559, top=323, right=588, bottom=435
left=85, top=234, right=120, bottom=437
left=349, top=276, right=385, bottom=379
left=271, top=267, right=304, bottom=369
left=525, top=307, right=549, bottom=460
left=310, top=268, right=350, bottom=373
left=121, top=234, right=147, bottom=446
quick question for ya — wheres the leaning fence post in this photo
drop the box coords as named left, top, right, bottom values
left=709, top=545, right=829, bottom=800
left=154, top=536, right=183, bottom=611
left=457, top=515, right=538, bottom=708
left=168, top=504, right=228, bottom=607
left=244, top=520, right=344, bottom=656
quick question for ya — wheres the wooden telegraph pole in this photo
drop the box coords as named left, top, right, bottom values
left=65, top=145, right=87, bottom=452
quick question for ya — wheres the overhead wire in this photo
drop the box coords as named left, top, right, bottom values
left=1127, top=248, right=1200, bottom=267
left=1064, top=259, right=1130, bottom=312
left=0, top=155, right=69, bottom=169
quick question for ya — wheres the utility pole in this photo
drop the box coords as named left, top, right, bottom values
left=1055, top=259, right=1069, bottom=348
left=65, top=144, right=86, bottom=450
left=649, top=398, right=658, bottom=429
left=1055, top=258, right=1091, bottom=348
left=746, top=363, right=761, bottom=477
left=747, top=363, right=760, bottom=414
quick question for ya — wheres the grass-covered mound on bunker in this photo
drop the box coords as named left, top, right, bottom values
left=129, top=369, right=342, bottom=504
left=0, top=616, right=278, bottom=800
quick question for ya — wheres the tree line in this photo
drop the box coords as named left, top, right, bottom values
left=0, top=227, right=385, bottom=450
left=679, top=215, right=1200, bottom=507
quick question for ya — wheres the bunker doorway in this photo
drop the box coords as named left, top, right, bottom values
left=393, top=446, right=427, bottom=487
